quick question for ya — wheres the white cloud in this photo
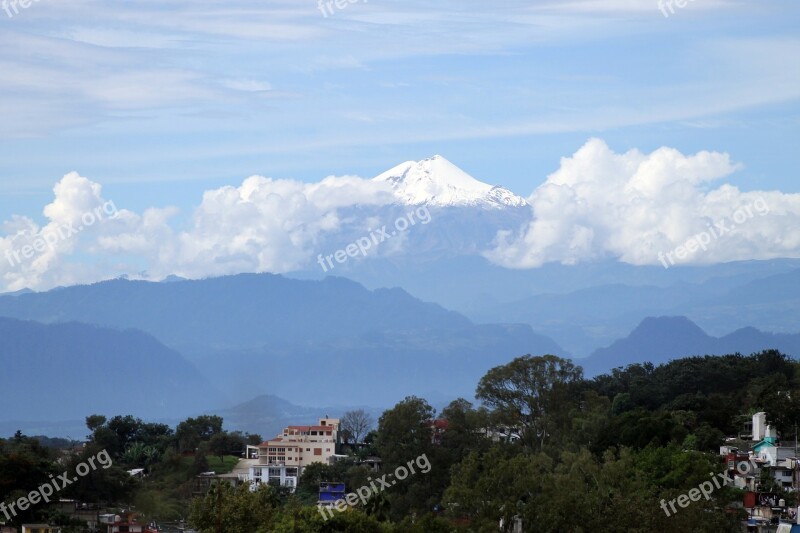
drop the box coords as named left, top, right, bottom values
left=3, top=139, right=800, bottom=292
left=0, top=171, right=394, bottom=291
left=1, top=172, right=131, bottom=291
left=487, top=138, right=800, bottom=268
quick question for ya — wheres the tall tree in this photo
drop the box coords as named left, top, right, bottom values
left=374, top=397, right=436, bottom=520
left=476, top=354, right=583, bottom=450
left=341, top=409, right=373, bottom=445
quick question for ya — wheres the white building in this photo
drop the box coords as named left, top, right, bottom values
left=248, top=417, right=341, bottom=491
left=753, top=411, right=768, bottom=441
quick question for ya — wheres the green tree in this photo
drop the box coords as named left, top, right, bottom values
left=208, top=432, right=236, bottom=463
left=375, top=396, right=436, bottom=520
left=176, top=415, right=224, bottom=453
left=191, top=452, right=210, bottom=476
left=476, top=354, right=583, bottom=450
left=190, top=482, right=279, bottom=533
left=444, top=444, right=552, bottom=530
left=0, top=433, right=57, bottom=526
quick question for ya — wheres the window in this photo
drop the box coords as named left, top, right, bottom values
left=314, top=448, right=322, bottom=455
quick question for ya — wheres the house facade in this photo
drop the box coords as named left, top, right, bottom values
left=248, top=417, right=341, bottom=491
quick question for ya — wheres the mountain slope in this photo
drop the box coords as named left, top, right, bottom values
left=578, top=316, right=800, bottom=376
left=0, top=274, right=566, bottom=405
left=463, top=261, right=800, bottom=356
left=0, top=317, right=220, bottom=421
left=0, top=274, right=472, bottom=352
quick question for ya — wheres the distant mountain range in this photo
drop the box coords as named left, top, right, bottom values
left=0, top=274, right=564, bottom=409
left=7, top=156, right=800, bottom=361
left=466, top=264, right=800, bottom=356
left=280, top=157, right=800, bottom=359
left=2, top=155, right=798, bottom=438
left=2, top=278, right=798, bottom=435
left=0, top=274, right=471, bottom=352
left=577, top=316, right=800, bottom=377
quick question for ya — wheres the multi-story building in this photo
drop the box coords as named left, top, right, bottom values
left=249, top=417, right=341, bottom=491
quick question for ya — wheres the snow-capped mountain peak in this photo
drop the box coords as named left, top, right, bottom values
left=373, top=155, right=528, bottom=209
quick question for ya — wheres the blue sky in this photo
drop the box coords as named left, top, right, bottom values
left=0, top=0, right=797, bottom=219
left=0, top=0, right=799, bottom=292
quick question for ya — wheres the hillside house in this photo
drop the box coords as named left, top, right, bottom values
left=248, top=417, right=341, bottom=491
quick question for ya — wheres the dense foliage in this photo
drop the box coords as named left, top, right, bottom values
left=2, top=350, right=796, bottom=531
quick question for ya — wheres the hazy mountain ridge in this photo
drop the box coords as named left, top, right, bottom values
left=0, top=274, right=472, bottom=351
left=467, top=264, right=800, bottom=356
left=578, top=316, right=800, bottom=376
left=0, top=317, right=220, bottom=421
left=0, top=273, right=566, bottom=406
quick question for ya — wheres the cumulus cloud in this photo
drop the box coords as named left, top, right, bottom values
left=4, top=140, right=800, bottom=292
left=0, top=172, right=394, bottom=291
left=159, top=175, right=393, bottom=279
left=487, top=138, right=800, bottom=268
left=0, top=172, right=132, bottom=291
